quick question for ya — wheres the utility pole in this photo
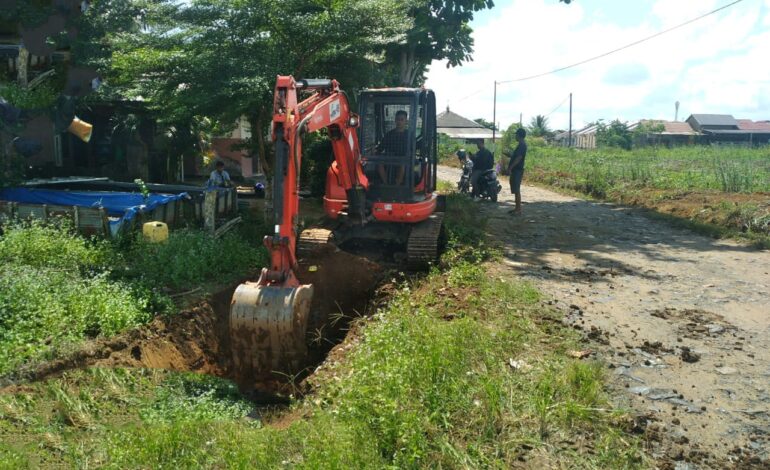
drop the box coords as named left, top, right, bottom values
left=519, top=113, right=522, bottom=126
left=492, top=80, right=497, bottom=143
left=567, top=93, right=572, bottom=147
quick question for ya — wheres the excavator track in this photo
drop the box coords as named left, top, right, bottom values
left=406, top=212, right=445, bottom=271
left=297, top=228, right=335, bottom=258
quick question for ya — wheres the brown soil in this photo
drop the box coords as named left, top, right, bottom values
left=438, top=166, right=770, bottom=469
left=8, top=250, right=386, bottom=400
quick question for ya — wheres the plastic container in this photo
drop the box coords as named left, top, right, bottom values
left=143, top=221, right=168, bottom=243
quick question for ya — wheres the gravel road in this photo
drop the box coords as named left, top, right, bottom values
left=438, top=165, right=770, bottom=468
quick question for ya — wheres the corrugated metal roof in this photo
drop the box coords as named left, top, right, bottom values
left=663, top=121, right=698, bottom=134
left=688, top=114, right=739, bottom=127
left=737, top=119, right=770, bottom=131
left=437, top=127, right=495, bottom=139
left=436, top=108, right=487, bottom=129
left=703, top=129, right=770, bottom=135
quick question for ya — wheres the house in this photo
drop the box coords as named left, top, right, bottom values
left=574, top=124, right=600, bottom=149
left=208, top=116, right=256, bottom=179
left=436, top=107, right=496, bottom=141
left=627, top=120, right=701, bottom=147
left=686, top=114, right=770, bottom=146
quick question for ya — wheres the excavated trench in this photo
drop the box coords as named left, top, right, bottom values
left=19, top=251, right=387, bottom=401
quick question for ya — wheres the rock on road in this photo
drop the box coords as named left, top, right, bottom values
left=438, top=165, right=770, bottom=467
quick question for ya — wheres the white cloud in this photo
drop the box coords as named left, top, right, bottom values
left=425, top=0, right=769, bottom=131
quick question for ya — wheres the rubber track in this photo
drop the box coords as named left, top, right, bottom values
left=297, top=228, right=334, bottom=259
left=406, top=212, right=445, bottom=271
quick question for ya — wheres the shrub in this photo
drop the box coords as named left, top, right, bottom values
left=0, top=265, right=150, bottom=374
left=125, top=230, right=267, bottom=289
left=0, top=221, right=112, bottom=273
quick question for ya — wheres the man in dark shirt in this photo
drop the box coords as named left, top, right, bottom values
left=377, top=110, right=409, bottom=184
left=470, top=139, right=493, bottom=198
left=506, top=127, right=527, bottom=215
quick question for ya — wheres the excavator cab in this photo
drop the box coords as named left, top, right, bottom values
left=358, top=89, right=438, bottom=204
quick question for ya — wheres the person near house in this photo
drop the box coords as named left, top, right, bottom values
left=506, top=127, right=527, bottom=215
left=377, top=110, right=409, bottom=185
left=470, top=139, right=493, bottom=198
left=207, top=160, right=232, bottom=188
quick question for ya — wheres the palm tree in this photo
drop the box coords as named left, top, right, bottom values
left=528, top=115, right=552, bottom=138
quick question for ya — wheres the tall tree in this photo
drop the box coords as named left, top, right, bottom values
left=528, top=114, right=551, bottom=138
left=386, top=0, right=572, bottom=86
left=386, top=0, right=494, bottom=86
left=107, top=0, right=409, bottom=171
left=473, top=118, right=496, bottom=131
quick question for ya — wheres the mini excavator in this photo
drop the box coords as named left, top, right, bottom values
left=230, top=76, right=444, bottom=381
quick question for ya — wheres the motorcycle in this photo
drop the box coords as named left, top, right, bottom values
left=456, top=149, right=473, bottom=194
left=475, top=168, right=502, bottom=202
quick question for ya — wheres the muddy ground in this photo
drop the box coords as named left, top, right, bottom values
left=438, top=166, right=770, bottom=469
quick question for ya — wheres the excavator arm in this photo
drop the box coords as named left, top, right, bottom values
left=230, top=76, right=368, bottom=383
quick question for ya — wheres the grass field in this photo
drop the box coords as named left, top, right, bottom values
left=513, top=145, right=770, bottom=245
left=0, top=194, right=648, bottom=469
left=0, top=220, right=266, bottom=376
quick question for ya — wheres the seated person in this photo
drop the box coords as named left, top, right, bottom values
left=376, top=110, right=409, bottom=185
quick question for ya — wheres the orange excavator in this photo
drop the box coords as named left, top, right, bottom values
left=229, top=76, right=444, bottom=381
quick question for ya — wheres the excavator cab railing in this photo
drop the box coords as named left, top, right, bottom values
left=359, top=88, right=437, bottom=203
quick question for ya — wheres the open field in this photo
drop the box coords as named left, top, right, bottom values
left=510, top=146, right=770, bottom=246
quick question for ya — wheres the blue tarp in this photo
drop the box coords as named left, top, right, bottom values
left=0, top=187, right=189, bottom=235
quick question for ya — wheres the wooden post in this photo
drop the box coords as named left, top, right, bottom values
left=73, top=205, right=80, bottom=230
left=204, top=191, right=216, bottom=233
left=17, top=45, right=28, bottom=87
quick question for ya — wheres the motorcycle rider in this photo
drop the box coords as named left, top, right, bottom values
left=470, top=139, right=494, bottom=198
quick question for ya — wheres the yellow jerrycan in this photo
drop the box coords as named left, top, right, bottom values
left=142, top=221, right=169, bottom=243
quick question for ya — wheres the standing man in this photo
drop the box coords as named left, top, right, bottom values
left=506, top=128, right=527, bottom=215
left=207, top=160, right=232, bottom=188
left=470, top=139, right=493, bottom=198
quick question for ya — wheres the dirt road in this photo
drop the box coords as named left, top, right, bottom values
left=438, top=166, right=770, bottom=468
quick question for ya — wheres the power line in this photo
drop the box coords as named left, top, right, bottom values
left=453, top=86, right=487, bottom=104
left=545, top=95, right=570, bottom=117
left=498, top=0, right=745, bottom=84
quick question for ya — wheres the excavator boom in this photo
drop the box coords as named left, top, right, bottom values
left=230, top=76, right=367, bottom=382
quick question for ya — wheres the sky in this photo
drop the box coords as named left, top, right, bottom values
left=424, top=0, right=770, bottom=132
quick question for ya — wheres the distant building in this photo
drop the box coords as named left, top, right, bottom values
left=436, top=107, right=495, bottom=141
left=574, top=124, right=600, bottom=149
left=686, top=114, right=770, bottom=146
left=628, top=120, right=700, bottom=147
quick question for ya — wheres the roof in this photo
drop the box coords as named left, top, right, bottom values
left=663, top=121, right=698, bottom=134
left=437, top=127, right=495, bottom=139
left=737, top=119, right=770, bottom=131
left=629, top=120, right=698, bottom=135
left=688, top=114, right=739, bottom=128
left=702, top=129, right=770, bottom=135
left=437, top=108, right=487, bottom=129
left=437, top=107, right=495, bottom=139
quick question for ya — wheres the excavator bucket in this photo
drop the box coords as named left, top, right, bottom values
left=229, top=283, right=314, bottom=383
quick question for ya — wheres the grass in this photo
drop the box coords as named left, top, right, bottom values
left=0, top=219, right=267, bottom=376
left=523, top=145, right=770, bottom=246
left=526, top=146, right=770, bottom=194
left=0, top=193, right=647, bottom=469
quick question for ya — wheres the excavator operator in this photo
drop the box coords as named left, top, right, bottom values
left=376, top=109, right=409, bottom=185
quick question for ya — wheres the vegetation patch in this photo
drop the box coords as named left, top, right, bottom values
left=525, top=146, right=770, bottom=246
left=0, top=220, right=266, bottom=377
left=1, top=194, right=646, bottom=469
